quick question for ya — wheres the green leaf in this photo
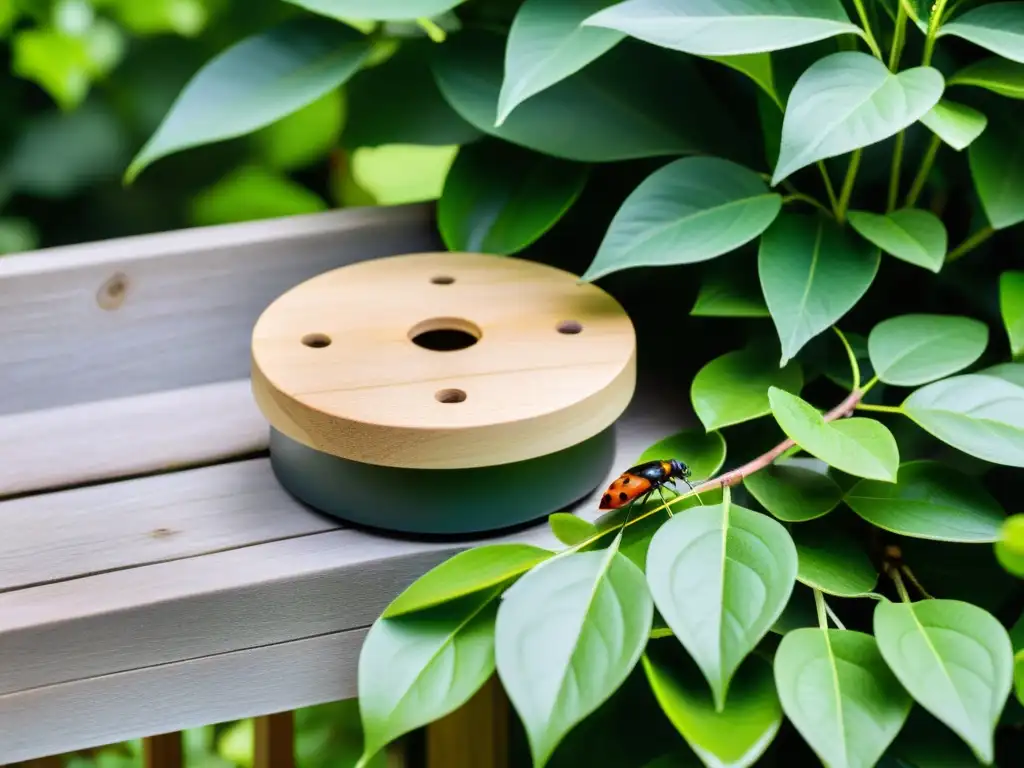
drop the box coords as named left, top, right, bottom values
left=772, top=52, right=944, bottom=184
left=690, top=259, right=771, bottom=318
left=919, top=99, right=988, bottom=151
left=887, top=708, right=987, bottom=768
left=357, top=592, right=499, bottom=762
left=252, top=89, right=345, bottom=171
left=981, top=361, right=1024, bottom=388
left=495, top=547, right=653, bottom=768
left=791, top=520, right=878, bottom=597
left=938, top=2, right=1024, bottom=64
left=643, top=642, right=782, bottom=768
left=383, top=543, right=552, bottom=618
left=759, top=212, right=880, bottom=366
left=1017, top=650, right=1024, bottom=706
left=548, top=512, right=598, bottom=547
left=347, top=144, right=458, bottom=205
left=690, top=346, right=803, bottom=432
left=637, top=428, right=728, bottom=482
left=496, top=0, right=624, bottom=126
left=847, top=209, right=947, bottom=274
left=774, top=628, right=913, bottom=768
left=341, top=41, right=482, bottom=148
left=768, top=387, right=899, bottom=482
left=867, top=313, right=989, bottom=387
left=948, top=57, right=1024, bottom=99
left=968, top=112, right=1024, bottom=229
left=188, top=166, right=328, bottom=227
left=432, top=29, right=738, bottom=163
left=645, top=500, right=798, bottom=711
left=284, top=0, right=467, bottom=21
left=902, top=373, right=1024, bottom=467
left=437, top=139, right=588, bottom=255
left=581, top=156, right=782, bottom=281
left=1000, top=271, right=1024, bottom=358
left=704, top=52, right=780, bottom=105
left=844, top=459, right=1006, bottom=543
left=583, top=0, right=862, bottom=56
left=744, top=462, right=843, bottom=522
left=125, top=18, right=372, bottom=182
left=873, top=598, right=1015, bottom=764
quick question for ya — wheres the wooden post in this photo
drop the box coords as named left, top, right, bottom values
left=425, top=675, right=509, bottom=768
left=6, top=758, right=62, bottom=768
left=143, top=732, right=183, bottom=768
left=254, top=712, right=295, bottom=768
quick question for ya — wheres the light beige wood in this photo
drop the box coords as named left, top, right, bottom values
left=254, top=712, right=294, bottom=768
left=143, top=733, right=182, bottom=768
left=426, top=675, right=508, bottom=768
left=251, top=251, right=637, bottom=468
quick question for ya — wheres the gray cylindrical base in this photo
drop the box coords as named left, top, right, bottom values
left=268, top=426, right=617, bottom=536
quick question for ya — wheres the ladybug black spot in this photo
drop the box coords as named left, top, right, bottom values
left=622, top=477, right=630, bottom=485
left=618, top=492, right=629, bottom=502
left=602, top=494, right=612, bottom=506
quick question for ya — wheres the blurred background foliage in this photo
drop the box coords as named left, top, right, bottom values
left=0, top=0, right=463, bottom=256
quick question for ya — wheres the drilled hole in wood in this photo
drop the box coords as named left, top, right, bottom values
left=408, top=317, right=481, bottom=351
left=302, top=333, right=332, bottom=348
left=97, top=272, right=129, bottom=310
left=430, top=275, right=455, bottom=285
left=436, top=388, right=467, bottom=403
left=557, top=320, right=583, bottom=335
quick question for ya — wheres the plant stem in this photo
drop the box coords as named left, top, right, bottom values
left=860, top=374, right=880, bottom=395
left=888, top=1, right=909, bottom=71
left=904, top=134, right=942, bottom=207
left=856, top=402, right=905, bottom=415
left=901, top=565, right=935, bottom=599
left=824, top=600, right=847, bottom=630
left=815, top=588, right=829, bottom=629
left=415, top=17, right=447, bottom=42
left=833, top=326, right=861, bottom=391
left=836, top=149, right=862, bottom=223
left=851, top=0, right=884, bottom=59
left=818, top=162, right=839, bottom=213
left=887, top=132, right=905, bottom=212
left=922, top=0, right=949, bottom=66
left=782, top=192, right=832, bottom=216
left=946, top=226, right=994, bottom=263
left=890, top=567, right=912, bottom=602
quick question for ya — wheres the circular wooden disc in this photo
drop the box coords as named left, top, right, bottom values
left=251, top=251, right=636, bottom=469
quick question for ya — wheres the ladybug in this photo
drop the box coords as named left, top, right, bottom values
left=599, top=458, right=693, bottom=510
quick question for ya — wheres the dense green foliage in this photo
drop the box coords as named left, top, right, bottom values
left=62, top=0, right=1024, bottom=766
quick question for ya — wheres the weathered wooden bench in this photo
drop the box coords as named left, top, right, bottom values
left=0, top=203, right=680, bottom=767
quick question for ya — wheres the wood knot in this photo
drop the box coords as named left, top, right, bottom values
left=150, top=527, right=176, bottom=539
left=97, top=272, right=129, bottom=310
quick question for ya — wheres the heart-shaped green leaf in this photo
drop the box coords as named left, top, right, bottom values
left=357, top=591, right=499, bottom=763
left=744, top=462, right=843, bottom=522
left=643, top=641, right=782, bottom=768
left=773, top=628, right=912, bottom=768
left=772, top=51, right=944, bottom=184
left=549, top=512, right=598, bottom=547
left=284, top=0, right=466, bottom=21
left=867, top=313, right=989, bottom=387
left=691, top=346, right=803, bottom=431
left=919, top=99, right=988, bottom=151
left=847, top=209, right=947, bottom=273
left=1001, top=271, right=1024, bottom=359
left=496, top=0, right=624, bottom=126
left=759, top=212, right=880, bottom=366
left=938, top=2, right=1024, bottom=64
left=903, top=373, right=1024, bottom=467
left=844, top=459, right=1006, bottom=543
left=645, top=499, right=798, bottom=711
left=383, top=543, right=552, bottom=618
left=581, top=156, right=782, bottom=281
left=432, top=29, right=736, bottom=162
left=126, top=18, right=373, bottom=182
left=583, top=0, right=862, bottom=56
left=437, top=139, right=588, bottom=254
left=969, top=112, right=1024, bottom=229
left=768, top=387, right=899, bottom=482
left=949, top=57, right=1024, bottom=99
left=982, top=361, right=1024, bottom=388
left=495, top=547, right=653, bottom=768
left=690, top=255, right=770, bottom=318
left=791, top=520, right=878, bottom=597
left=874, top=598, right=1015, bottom=764
left=637, top=427, right=728, bottom=482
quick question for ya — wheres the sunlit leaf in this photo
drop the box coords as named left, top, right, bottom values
left=919, top=98, right=987, bottom=151
left=646, top=499, right=798, bottom=710
left=1001, top=271, right=1024, bottom=359
left=938, top=2, right=1024, bottom=64
left=548, top=512, right=598, bottom=547
left=284, top=0, right=467, bottom=21
left=874, top=598, right=1015, bottom=764
left=189, top=166, right=328, bottom=227
left=845, top=459, right=1006, bottom=543
left=774, top=628, right=912, bottom=768
left=690, top=346, right=803, bottom=431
left=867, top=313, right=989, bottom=387
left=949, top=56, right=1024, bottom=99
left=847, top=208, right=947, bottom=273
left=349, top=144, right=458, bottom=205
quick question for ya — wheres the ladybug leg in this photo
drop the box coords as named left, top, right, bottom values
left=657, top=486, right=674, bottom=517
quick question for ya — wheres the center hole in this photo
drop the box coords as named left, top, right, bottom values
left=408, top=317, right=482, bottom=352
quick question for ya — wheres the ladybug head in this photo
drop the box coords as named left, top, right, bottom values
left=669, top=459, right=691, bottom=479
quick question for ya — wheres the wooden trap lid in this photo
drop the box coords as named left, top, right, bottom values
left=250, top=251, right=636, bottom=469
